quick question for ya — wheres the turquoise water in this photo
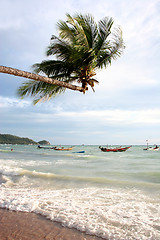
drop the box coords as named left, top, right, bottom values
left=0, top=145, right=160, bottom=239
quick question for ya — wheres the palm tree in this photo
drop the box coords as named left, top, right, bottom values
left=0, top=65, right=83, bottom=92
left=0, top=13, right=125, bottom=104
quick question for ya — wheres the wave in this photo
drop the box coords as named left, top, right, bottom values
left=20, top=169, right=57, bottom=179
left=0, top=164, right=159, bottom=190
left=0, top=186, right=159, bottom=240
left=0, top=161, right=160, bottom=192
left=0, top=166, right=21, bottom=177
left=18, top=169, right=160, bottom=191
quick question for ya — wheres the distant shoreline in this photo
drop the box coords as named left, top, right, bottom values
left=0, top=134, right=50, bottom=145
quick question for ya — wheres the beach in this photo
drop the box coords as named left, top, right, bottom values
left=0, top=208, right=103, bottom=240
left=0, top=145, right=160, bottom=240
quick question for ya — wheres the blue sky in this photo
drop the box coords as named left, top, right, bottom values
left=0, top=0, right=160, bottom=145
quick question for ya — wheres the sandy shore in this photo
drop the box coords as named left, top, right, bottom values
left=0, top=208, right=105, bottom=240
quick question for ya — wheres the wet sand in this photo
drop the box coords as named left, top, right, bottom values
left=0, top=208, right=105, bottom=240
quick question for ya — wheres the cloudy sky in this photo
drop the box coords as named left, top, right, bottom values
left=0, top=0, right=160, bottom=145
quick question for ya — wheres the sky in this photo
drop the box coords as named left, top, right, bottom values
left=0, top=0, right=160, bottom=145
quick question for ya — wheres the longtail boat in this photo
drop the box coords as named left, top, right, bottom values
left=54, top=147, right=73, bottom=151
left=99, top=146, right=132, bottom=152
left=143, top=146, right=159, bottom=151
left=37, top=145, right=55, bottom=149
left=38, top=145, right=73, bottom=151
left=72, top=151, right=85, bottom=153
left=143, top=140, right=159, bottom=151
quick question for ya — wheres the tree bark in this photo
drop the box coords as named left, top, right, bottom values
left=0, top=65, right=84, bottom=92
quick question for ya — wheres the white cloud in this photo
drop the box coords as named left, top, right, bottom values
left=20, top=108, right=160, bottom=126
left=95, top=63, right=157, bottom=93
left=56, top=109, right=160, bottom=125
left=1, top=94, right=160, bottom=126
left=121, top=0, right=160, bottom=57
left=0, top=96, right=31, bottom=108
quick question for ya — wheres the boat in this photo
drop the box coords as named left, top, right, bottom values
left=99, top=146, right=132, bottom=152
left=143, top=145, right=159, bottom=151
left=37, top=145, right=55, bottom=149
left=153, top=146, right=159, bottom=151
left=143, top=140, right=159, bottom=151
left=72, top=151, right=85, bottom=153
left=53, top=146, right=73, bottom=151
left=143, top=140, right=149, bottom=150
left=38, top=145, right=73, bottom=151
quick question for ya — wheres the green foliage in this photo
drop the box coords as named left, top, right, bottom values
left=0, top=134, right=38, bottom=145
left=17, top=13, right=125, bottom=103
left=38, top=140, right=50, bottom=145
left=17, top=80, right=65, bottom=104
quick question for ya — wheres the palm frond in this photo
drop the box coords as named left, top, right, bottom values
left=92, top=17, right=109, bottom=52
left=96, top=25, right=125, bottom=68
left=98, top=17, right=113, bottom=40
left=47, top=36, right=74, bottom=61
left=57, top=20, right=75, bottom=42
left=87, top=78, right=99, bottom=92
left=17, top=13, right=125, bottom=103
left=108, top=27, right=125, bottom=60
left=17, top=80, right=66, bottom=104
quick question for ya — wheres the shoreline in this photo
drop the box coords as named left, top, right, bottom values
left=0, top=208, right=105, bottom=240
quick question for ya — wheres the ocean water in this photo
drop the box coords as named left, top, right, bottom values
left=0, top=144, right=159, bottom=240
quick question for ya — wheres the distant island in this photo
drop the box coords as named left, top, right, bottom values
left=38, top=140, right=50, bottom=145
left=0, top=134, right=51, bottom=145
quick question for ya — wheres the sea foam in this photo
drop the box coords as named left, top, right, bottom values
left=0, top=186, right=159, bottom=240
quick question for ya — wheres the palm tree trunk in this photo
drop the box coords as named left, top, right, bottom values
left=0, top=65, right=84, bottom=92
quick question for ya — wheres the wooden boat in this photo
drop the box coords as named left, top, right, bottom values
left=37, top=145, right=55, bottom=149
left=143, top=140, right=149, bottom=150
left=72, top=151, right=85, bottom=153
left=143, top=146, right=159, bottom=151
left=143, top=140, right=159, bottom=151
left=153, top=146, right=159, bottom=151
left=99, top=146, right=132, bottom=152
left=54, top=147, right=73, bottom=151
left=38, top=145, right=73, bottom=151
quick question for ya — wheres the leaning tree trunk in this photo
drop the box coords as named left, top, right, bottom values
left=0, top=65, right=85, bottom=92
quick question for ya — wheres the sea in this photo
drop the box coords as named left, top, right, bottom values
left=0, top=144, right=159, bottom=240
